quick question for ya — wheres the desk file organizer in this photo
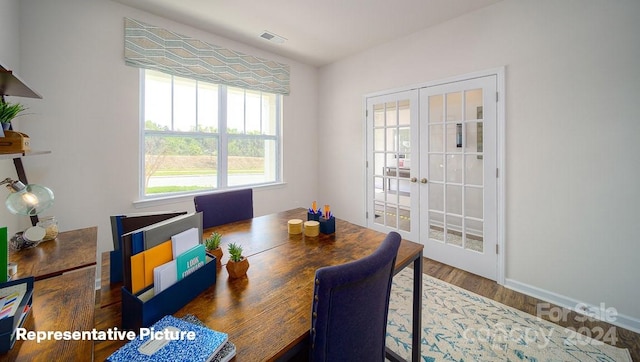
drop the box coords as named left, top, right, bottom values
left=121, top=255, right=216, bottom=331
left=0, top=277, right=34, bottom=353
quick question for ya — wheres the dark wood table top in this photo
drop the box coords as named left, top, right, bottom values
left=0, top=267, right=96, bottom=362
left=95, top=208, right=423, bottom=361
left=10, top=226, right=97, bottom=280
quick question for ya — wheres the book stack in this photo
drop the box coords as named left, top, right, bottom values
left=107, top=315, right=235, bottom=362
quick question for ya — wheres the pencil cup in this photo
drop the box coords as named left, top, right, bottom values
left=307, top=211, right=321, bottom=221
left=319, top=217, right=335, bottom=234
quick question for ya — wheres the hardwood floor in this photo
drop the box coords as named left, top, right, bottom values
left=422, top=257, right=639, bottom=361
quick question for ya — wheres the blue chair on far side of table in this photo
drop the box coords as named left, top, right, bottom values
left=310, top=231, right=402, bottom=362
left=194, top=188, right=253, bottom=229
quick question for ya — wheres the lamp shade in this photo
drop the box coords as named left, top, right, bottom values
left=3, top=179, right=54, bottom=216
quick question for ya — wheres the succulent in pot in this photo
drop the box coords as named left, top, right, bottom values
left=226, top=242, right=249, bottom=278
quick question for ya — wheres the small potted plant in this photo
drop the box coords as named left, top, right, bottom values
left=204, top=231, right=223, bottom=267
left=226, top=242, right=249, bottom=279
left=0, top=101, right=27, bottom=131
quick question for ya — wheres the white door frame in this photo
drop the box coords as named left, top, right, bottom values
left=364, top=67, right=506, bottom=284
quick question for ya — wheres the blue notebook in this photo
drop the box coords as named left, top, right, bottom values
left=107, top=315, right=227, bottom=361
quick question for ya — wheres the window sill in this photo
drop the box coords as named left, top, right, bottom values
left=132, top=182, right=287, bottom=209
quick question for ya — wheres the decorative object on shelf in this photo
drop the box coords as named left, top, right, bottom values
left=1, top=65, right=41, bottom=138
left=204, top=231, right=223, bottom=267
left=10, top=231, right=39, bottom=250
left=0, top=101, right=27, bottom=131
left=0, top=177, right=54, bottom=216
left=226, top=242, right=249, bottom=279
left=0, top=130, right=30, bottom=154
left=36, top=216, right=58, bottom=241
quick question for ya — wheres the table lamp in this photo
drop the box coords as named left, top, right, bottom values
left=1, top=177, right=54, bottom=216
left=0, top=177, right=54, bottom=282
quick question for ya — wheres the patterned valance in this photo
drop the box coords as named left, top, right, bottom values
left=124, top=18, right=290, bottom=95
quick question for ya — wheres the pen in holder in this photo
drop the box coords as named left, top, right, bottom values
left=308, top=200, right=322, bottom=221
left=319, top=216, right=335, bottom=234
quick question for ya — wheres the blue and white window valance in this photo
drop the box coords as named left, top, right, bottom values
left=124, top=18, right=290, bottom=95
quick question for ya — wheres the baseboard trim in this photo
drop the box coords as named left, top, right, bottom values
left=505, top=278, right=640, bottom=334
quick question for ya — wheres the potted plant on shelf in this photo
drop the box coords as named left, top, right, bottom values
left=204, top=231, right=223, bottom=267
left=0, top=101, right=27, bottom=131
left=226, top=242, right=249, bottom=279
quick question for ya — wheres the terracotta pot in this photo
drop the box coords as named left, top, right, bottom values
left=226, top=257, right=249, bottom=279
left=208, top=247, right=223, bottom=267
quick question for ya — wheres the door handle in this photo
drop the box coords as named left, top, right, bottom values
left=421, top=178, right=428, bottom=184
left=410, top=177, right=417, bottom=183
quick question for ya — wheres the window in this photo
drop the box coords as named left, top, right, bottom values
left=141, top=69, right=281, bottom=198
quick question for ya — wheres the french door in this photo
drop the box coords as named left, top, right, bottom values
left=367, top=75, right=499, bottom=280
left=366, top=91, right=420, bottom=242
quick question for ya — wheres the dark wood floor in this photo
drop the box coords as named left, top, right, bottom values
left=422, top=257, right=639, bottom=362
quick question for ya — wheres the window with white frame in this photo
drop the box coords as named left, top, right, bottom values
left=141, top=69, right=281, bottom=198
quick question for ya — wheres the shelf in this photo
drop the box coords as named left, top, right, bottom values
left=0, top=66, right=42, bottom=99
left=0, top=150, right=51, bottom=160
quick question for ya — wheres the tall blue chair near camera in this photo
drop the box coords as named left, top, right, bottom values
left=310, top=231, right=401, bottom=362
left=194, top=189, right=253, bottom=229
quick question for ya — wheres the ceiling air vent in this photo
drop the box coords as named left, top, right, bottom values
left=259, top=31, right=286, bottom=44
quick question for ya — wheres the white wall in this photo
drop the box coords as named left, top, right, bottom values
left=0, top=0, right=23, bottom=235
left=318, top=0, right=640, bottom=324
left=15, top=0, right=318, bottom=276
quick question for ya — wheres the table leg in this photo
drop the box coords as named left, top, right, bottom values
left=412, top=251, right=423, bottom=362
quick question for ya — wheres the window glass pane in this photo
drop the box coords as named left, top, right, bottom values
left=398, top=100, right=410, bottom=126
left=144, top=70, right=171, bottom=130
left=198, top=82, right=218, bottom=132
left=465, top=89, right=483, bottom=120
left=374, top=129, right=385, bottom=152
left=228, top=138, right=276, bottom=186
left=446, top=154, right=462, bottom=183
left=227, top=87, right=245, bottom=134
left=429, top=125, right=443, bottom=152
left=386, top=102, right=397, bottom=126
left=446, top=184, right=462, bottom=215
left=144, top=134, right=218, bottom=195
left=245, top=89, right=262, bottom=134
left=173, top=76, right=197, bottom=132
left=429, top=95, right=443, bottom=124
left=262, top=93, right=278, bottom=136
left=374, top=104, right=385, bottom=127
left=446, top=92, right=462, bottom=122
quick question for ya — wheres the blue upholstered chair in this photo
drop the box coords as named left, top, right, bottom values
left=310, top=231, right=401, bottom=362
left=193, top=189, right=254, bottom=229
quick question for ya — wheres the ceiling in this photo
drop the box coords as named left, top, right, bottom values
left=113, top=0, right=502, bottom=67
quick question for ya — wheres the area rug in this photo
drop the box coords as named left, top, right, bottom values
left=386, top=268, right=632, bottom=362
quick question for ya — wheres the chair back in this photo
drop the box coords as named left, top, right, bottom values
left=194, top=189, right=253, bottom=229
left=310, top=231, right=401, bottom=362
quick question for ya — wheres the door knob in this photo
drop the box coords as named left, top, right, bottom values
left=421, top=178, right=428, bottom=183
left=410, top=177, right=417, bottom=183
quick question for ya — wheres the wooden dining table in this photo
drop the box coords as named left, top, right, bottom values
left=94, top=208, right=423, bottom=361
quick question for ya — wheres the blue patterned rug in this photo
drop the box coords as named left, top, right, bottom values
left=387, top=268, right=632, bottom=361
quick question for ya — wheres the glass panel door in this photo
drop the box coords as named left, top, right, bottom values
left=419, top=75, right=497, bottom=280
left=366, top=91, right=419, bottom=241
